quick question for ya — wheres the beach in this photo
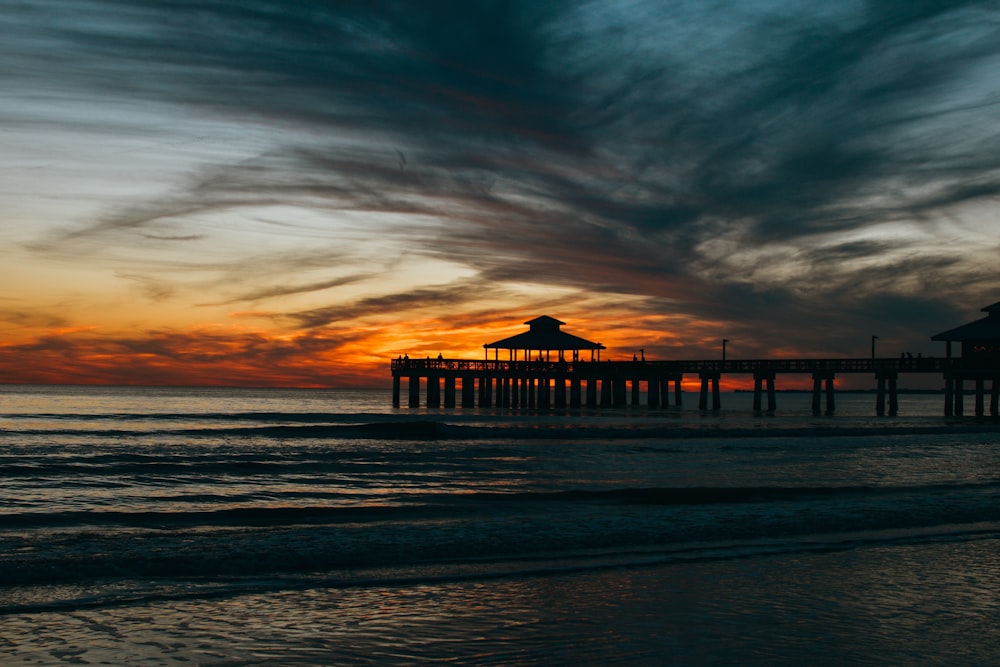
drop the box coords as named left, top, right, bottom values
left=2, top=384, right=999, bottom=665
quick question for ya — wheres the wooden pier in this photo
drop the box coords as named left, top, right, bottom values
left=390, top=356, right=1000, bottom=417
left=390, top=305, right=1000, bottom=416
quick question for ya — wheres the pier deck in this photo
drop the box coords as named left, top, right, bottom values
left=391, top=356, right=999, bottom=417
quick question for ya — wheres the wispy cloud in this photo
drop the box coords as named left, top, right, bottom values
left=3, top=1, right=1000, bottom=383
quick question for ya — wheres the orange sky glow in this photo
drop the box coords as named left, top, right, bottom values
left=0, top=308, right=885, bottom=390
left=2, top=3, right=997, bottom=390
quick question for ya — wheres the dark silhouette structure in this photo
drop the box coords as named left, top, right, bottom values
left=931, top=301, right=1000, bottom=416
left=483, top=316, right=605, bottom=362
left=391, top=306, right=1000, bottom=417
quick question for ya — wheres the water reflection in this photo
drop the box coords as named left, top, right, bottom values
left=5, top=537, right=999, bottom=665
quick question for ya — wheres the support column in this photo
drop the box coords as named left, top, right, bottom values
left=427, top=375, right=441, bottom=408
left=444, top=376, right=456, bottom=408
left=944, top=376, right=954, bottom=417
left=752, top=369, right=775, bottom=413
left=600, top=377, right=613, bottom=407
left=991, top=378, right=999, bottom=418
left=954, top=378, right=964, bottom=416
left=975, top=378, right=985, bottom=417
left=699, top=370, right=720, bottom=410
left=648, top=377, right=660, bottom=407
left=613, top=375, right=627, bottom=406
left=554, top=377, right=567, bottom=408
left=586, top=378, right=597, bottom=408
left=570, top=377, right=582, bottom=408
left=409, top=376, right=420, bottom=408
left=631, top=378, right=640, bottom=406
left=461, top=376, right=476, bottom=407
left=876, top=376, right=886, bottom=416
left=539, top=377, right=550, bottom=408
left=478, top=374, right=491, bottom=407
left=392, top=376, right=401, bottom=408
left=888, top=375, right=898, bottom=416
left=674, top=377, right=683, bottom=406
left=811, top=372, right=834, bottom=415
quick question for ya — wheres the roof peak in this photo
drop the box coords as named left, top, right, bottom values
left=931, top=301, right=1000, bottom=340
left=524, top=315, right=565, bottom=327
left=485, top=316, right=603, bottom=350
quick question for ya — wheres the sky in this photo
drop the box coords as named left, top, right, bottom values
left=2, top=0, right=999, bottom=388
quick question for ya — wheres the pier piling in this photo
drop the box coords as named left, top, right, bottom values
left=753, top=370, right=776, bottom=413
left=391, top=355, right=981, bottom=417
left=648, top=377, right=660, bottom=407
left=698, top=369, right=721, bottom=411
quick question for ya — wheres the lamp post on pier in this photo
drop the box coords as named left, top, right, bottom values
left=871, top=335, right=879, bottom=360
left=722, top=339, right=729, bottom=361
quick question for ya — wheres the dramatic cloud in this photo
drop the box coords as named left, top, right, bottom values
left=2, top=1, right=999, bottom=385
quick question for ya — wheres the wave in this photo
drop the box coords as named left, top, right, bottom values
left=0, top=503, right=438, bottom=529
left=5, top=418, right=1000, bottom=441
left=3, top=522, right=1000, bottom=616
left=4, top=480, right=997, bottom=529
left=1, top=411, right=379, bottom=423
left=470, top=481, right=1000, bottom=505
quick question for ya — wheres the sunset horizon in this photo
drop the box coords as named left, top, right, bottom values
left=5, top=3, right=1000, bottom=659
left=3, top=2, right=997, bottom=389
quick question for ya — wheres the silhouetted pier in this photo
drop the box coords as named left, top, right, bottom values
left=391, top=356, right=996, bottom=416
left=390, top=305, right=1000, bottom=417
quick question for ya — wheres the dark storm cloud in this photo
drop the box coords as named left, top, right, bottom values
left=8, top=0, right=1000, bottom=348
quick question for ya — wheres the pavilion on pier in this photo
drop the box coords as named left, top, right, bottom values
left=931, top=301, right=1000, bottom=416
left=483, top=315, right=605, bottom=362
left=931, top=301, right=1000, bottom=369
left=389, top=307, right=1000, bottom=417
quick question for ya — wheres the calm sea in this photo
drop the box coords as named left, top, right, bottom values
left=2, top=384, right=999, bottom=665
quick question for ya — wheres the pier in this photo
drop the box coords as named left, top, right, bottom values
left=390, top=305, right=1000, bottom=417
left=390, top=355, right=989, bottom=415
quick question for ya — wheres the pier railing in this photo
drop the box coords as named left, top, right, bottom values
left=391, top=356, right=954, bottom=375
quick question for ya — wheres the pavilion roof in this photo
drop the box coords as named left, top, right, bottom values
left=931, top=302, right=1000, bottom=341
left=484, top=315, right=605, bottom=351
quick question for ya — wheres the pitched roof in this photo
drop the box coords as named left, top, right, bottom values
left=931, top=302, right=1000, bottom=341
left=484, top=315, right=604, bottom=350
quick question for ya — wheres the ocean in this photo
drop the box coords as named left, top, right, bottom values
left=1, top=384, right=999, bottom=665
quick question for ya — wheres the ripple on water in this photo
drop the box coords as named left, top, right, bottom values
left=3, top=537, right=1000, bottom=666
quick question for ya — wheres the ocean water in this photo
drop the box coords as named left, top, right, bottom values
left=2, top=384, right=999, bottom=665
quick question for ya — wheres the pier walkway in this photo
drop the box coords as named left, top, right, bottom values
left=391, top=304, right=1000, bottom=417
left=391, top=356, right=998, bottom=417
